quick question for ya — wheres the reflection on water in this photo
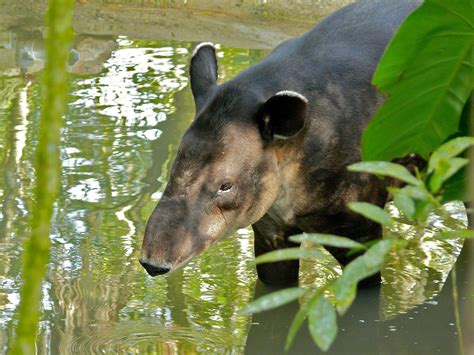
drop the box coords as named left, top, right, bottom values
left=0, top=28, right=265, bottom=353
left=381, top=203, right=466, bottom=320
left=0, top=20, right=471, bottom=355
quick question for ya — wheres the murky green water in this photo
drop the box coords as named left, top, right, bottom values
left=0, top=4, right=472, bottom=355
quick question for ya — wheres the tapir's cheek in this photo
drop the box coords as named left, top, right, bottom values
left=201, top=216, right=227, bottom=244
left=246, top=162, right=281, bottom=223
left=175, top=236, right=194, bottom=263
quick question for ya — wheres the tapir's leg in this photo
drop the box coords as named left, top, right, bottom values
left=252, top=218, right=301, bottom=285
left=324, top=219, right=383, bottom=266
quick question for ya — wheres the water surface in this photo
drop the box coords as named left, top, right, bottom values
left=0, top=6, right=472, bottom=355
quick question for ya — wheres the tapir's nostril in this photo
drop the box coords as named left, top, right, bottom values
left=139, top=259, right=171, bottom=276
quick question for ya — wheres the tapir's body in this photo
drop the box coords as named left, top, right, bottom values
left=140, top=0, right=422, bottom=284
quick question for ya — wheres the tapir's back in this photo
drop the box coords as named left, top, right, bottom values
left=272, top=0, right=420, bottom=61
left=254, top=0, right=422, bottom=169
left=235, top=0, right=420, bottom=105
left=304, top=0, right=420, bottom=45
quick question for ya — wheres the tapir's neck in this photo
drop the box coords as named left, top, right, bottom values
left=266, top=143, right=307, bottom=226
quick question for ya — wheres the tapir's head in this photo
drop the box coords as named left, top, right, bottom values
left=140, top=43, right=308, bottom=276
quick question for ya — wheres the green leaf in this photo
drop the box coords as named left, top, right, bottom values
left=434, top=230, right=474, bottom=240
left=285, top=289, right=330, bottom=352
left=240, top=287, right=306, bottom=314
left=441, top=168, right=468, bottom=202
left=413, top=199, right=435, bottom=222
left=346, top=239, right=379, bottom=257
left=330, top=240, right=402, bottom=314
left=393, top=191, right=416, bottom=219
left=400, top=185, right=431, bottom=200
left=348, top=161, right=421, bottom=186
left=331, top=282, right=356, bottom=316
left=348, top=202, right=393, bottom=226
left=285, top=304, right=308, bottom=352
left=254, top=248, right=325, bottom=264
left=429, top=157, right=469, bottom=193
left=289, top=233, right=366, bottom=250
left=308, top=295, right=338, bottom=352
left=428, top=137, right=474, bottom=174
left=362, top=0, right=474, bottom=161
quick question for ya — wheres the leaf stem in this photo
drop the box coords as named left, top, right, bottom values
left=9, top=0, right=74, bottom=353
left=451, top=267, right=465, bottom=355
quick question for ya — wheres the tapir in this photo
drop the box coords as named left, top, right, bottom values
left=140, top=0, right=422, bottom=284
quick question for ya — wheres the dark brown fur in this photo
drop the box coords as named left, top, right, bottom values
left=140, top=0, right=422, bottom=283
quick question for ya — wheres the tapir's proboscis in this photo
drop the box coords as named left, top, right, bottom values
left=140, top=0, right=422, bottom=284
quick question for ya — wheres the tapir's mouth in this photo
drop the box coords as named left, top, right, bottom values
left=139, top=254, right=195, bottom=277
left=139, top=259, right=171, bottom=276
left=172, top=255, right=195, bottom=271
left=140, top=229, right=232, bottom=277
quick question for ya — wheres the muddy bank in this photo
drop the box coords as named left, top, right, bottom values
left=0, top=0, right=352, bottom=49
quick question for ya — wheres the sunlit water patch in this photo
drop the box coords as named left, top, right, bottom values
left=380, top=202, right=466, bottom=320
left=299, top=201, right=467, bottom=317
left=0, top=29, right=266, bottom=353
left=0, top=20, right=471, bottom=355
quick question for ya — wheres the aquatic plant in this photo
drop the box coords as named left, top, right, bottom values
left=242, top=0, right=474, bottom=351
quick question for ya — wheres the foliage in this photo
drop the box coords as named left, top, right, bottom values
left=243, top=0, right=473, bottom=351
left=240, top=288, right=306, bottom=314
left=347, top=202, right=393, bottom=226
left=307, top=292, right=337, bottom=351
left=362, top=0, right=473, bottom=162
left=289, top=233, right=366, bottom=250
left=243, top=136, right=474, bottom=352
left=254, top=247, right=326, bottom=263
left=352, top=137, right=474, bottom=223
left=10, top=0, right=74, bottom=353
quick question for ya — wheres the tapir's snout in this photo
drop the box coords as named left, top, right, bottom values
left=140, top=196, right=202, bottom=276
left=139, top=259, right=171, bottom=276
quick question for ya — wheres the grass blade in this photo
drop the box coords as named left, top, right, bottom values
left=348, top=202, right=393, bottom=226
left=290, top=233, right=366, bottom=250
left=240, top=287, right=306, bottom=314
left=254, top=248, right=325, bottom=264
left=348, top=161, right=421, bottom=186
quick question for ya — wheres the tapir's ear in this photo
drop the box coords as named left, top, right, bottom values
left=190, top=42, right=218, bottom=111
left=258, top=90, right=308, bottom=141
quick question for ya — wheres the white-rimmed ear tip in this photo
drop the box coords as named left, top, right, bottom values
left=275, top=90, right=308, bottom=103
left=192, top=42, right=216, bottom=57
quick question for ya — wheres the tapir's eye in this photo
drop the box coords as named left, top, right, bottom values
left=218, top=182, right=233, bottom=193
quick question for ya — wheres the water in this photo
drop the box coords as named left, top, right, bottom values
left=0, top=3, right=472, bottom=354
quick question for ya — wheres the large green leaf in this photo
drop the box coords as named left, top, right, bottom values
left=442, top=168, right=468, bottom=202
left=240, top=287, right=306, bottom=314
left=362, top=0, right=474, bottom=161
